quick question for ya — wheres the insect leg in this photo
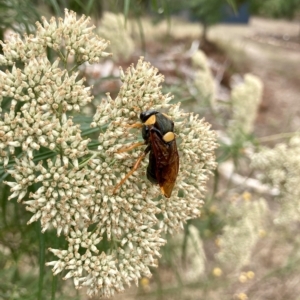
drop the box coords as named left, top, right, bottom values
left=112, top=145, right=151, bottom=194
left=116, top=141, right=145, bottom=153
left=125, top=123, right=143, bottom=129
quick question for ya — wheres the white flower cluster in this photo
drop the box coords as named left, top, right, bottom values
left=251, top=135, right=300, bottom=224
left=97, top=12, right=134, bottom=61
left=0, top=9, right=110, bottom=65
left=217, top=196, right=267, bottom=271
left=91, top=58, right=218, bottom=234
left=228, top=74, right=263, bottom=138
left=0, top=9, right=110, bottom=166
left=192, top=50, right=216, bottom=108
left=0, top=11, right=217, bottom=298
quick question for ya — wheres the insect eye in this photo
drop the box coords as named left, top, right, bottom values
left=139, top=112, right=145, bottom=121
left=142, top=125, right=149, bottom=140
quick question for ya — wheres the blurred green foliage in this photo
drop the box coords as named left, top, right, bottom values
left=0, top=182, right=70, bottom=300
left=251, top=0, right=300, bottom=19
left=188, top=0, right=225, bottom=40
left=0, top=1, right=300, bottom=299
left=0, top=0, right=39, bottom=45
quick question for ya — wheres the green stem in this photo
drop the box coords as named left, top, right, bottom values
left=68, top=63, right=80, bottom=74
left=78, top=153, right=97, bottom=168
left=51, top=273, right=58, bottom=300
left=212, top=166, right=219, bottom=197
left=64, top=50, right=70, bottom=69
left=0, top=184, right=9, bottom=226
left=258, top=131, right=299, bottom=143
left=37, top=222, right=45, bottom=300
left=57, top=49, right=66, bottom=63
left=136, top=17, right=146, bottom=55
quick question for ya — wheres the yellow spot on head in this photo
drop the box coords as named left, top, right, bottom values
left=144, top=114, right=156, bottom=126
left=212, top=267, right=222, bottom=277
left=163, top=131, right=175, bottom=142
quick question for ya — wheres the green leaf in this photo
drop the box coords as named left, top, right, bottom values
left=47, top=0, right=62, bottom=16
left=86, top=0, right=97, bottom=14
left=73, top=115, right=94, bottom=131
left=124, top=0, right=131, bottom=26
left=227, top=0, right=238, bottom=14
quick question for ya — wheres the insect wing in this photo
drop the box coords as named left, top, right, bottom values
left=150, top=130, right=179, bottom=197
left=146, top=150, right=158, bottom=184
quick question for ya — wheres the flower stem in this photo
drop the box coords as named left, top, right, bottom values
left=79, top=152, right=98, bottom=168
left=37, top=221, right=45, bottom=300
left=258, top=131, right=299, bottom=143
left=51, top=273, right=58, bottom=300
left=69, top=63, right=81, bottom=74
left=57, top=49, right=66, bottom=63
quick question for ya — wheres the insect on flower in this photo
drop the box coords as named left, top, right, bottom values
left=113, top=110, right=179, bottom=198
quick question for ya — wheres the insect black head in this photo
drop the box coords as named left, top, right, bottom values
left=140, top=110, right=159, bottom=123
